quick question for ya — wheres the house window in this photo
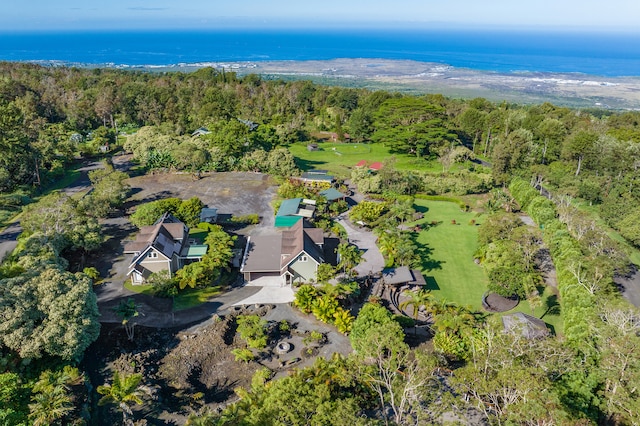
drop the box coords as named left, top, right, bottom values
left=299, top=255, right=308, bottom=262
left=148, top=252, right=158, bottom=258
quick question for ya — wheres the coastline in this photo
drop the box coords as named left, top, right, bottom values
left=16, top=58, right=640, bottom=109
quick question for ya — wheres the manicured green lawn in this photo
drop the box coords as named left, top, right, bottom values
left=411, top=199, right=489, bottom=309
left=123, top=280, right=155, bottom=295
left=173, top=285, right=222, bottom=311
left=188, top=227, right=210, bottom=244
left=124, top=279, right=222, bottom=311
left=289, top=142, right=443, bottom=177
left=411, top=198, right=563, bottom=331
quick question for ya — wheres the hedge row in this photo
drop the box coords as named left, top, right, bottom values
left=509, top=178, right=596, bottom=347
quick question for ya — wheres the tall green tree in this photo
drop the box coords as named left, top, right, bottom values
left=0, top=268, right=100, bottom=360
left=372, top=98, right=456, bottom=158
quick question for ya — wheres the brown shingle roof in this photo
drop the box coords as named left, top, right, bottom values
left=240, top=234, right=283, bottom=272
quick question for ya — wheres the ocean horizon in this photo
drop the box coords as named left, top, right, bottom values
left=1, top=29, right=639, bottom=77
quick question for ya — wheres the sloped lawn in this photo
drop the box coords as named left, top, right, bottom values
left=412, top=199, right=563, bottom=332
left=411, top=199, right=489, bottom=309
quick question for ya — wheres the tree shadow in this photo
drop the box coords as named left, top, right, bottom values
left=413, top=236, right=443, bottom=272
left=540, top=294, right=560, bottom=319
left=294, top=157, right=325, bottom=172
left=424, top=276, right=440, bottom=291
left=414, top=205, right=430, bottom=214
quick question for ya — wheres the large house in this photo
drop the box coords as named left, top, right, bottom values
left=124, top=213, right=208, bottom=284
left=240, top=220, right=325, bottom=286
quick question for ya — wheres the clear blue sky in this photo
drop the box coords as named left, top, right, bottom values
left=3, top=0, right=638, bottom=32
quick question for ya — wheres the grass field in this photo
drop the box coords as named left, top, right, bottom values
left=124, top=279, right=223, bottom=311
left=410, top=199, right=489, bottom=309
left=411, top=198, right=563, bottom=331
left=289, top=141, right=443, bottom=177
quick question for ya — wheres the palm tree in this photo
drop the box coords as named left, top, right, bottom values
left=185, top=408, right=219, bottom=426
left=332, top=308, right=354, bottom=334
left=113, top=298, right=139, bottom=341
left=293, top=284, right=317, bottom=314
left=399, top=288, right=434, bottom=334
left=337, top=242, right=362, bottom=276
left=97, top=371, right=146, bottom=425
left=28, top=387, right=73, bottom=426
left=28, top=366, right=84, bottom=426
left=376, top=229, right=402, bottom=266
left=390, top=199, right=415, bottom=226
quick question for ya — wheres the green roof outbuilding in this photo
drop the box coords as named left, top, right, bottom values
left=319, top=188, right=345, bottom=202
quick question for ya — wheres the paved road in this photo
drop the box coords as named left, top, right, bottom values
left=0, top=160, right=103, bottom=261
left=0, top=222, right=21, bottom=262
left=335, top=213, right=385, bottom=277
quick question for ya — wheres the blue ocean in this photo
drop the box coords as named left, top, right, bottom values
left=0, top=29, right=639, bottom=77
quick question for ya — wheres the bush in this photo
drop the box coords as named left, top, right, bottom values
left=415, top=193, right=468, bottom=211
left=230, top=213, right=260, bottom=224
left=231, top=348, right=255, bottom=363
left=236, top=315, right=268, bottom=349
left=83, top=267, right=100, bottom=281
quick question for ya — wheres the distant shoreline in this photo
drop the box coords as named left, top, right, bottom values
left=13, top=58, right=638, bottom=110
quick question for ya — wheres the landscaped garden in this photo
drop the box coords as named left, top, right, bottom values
left=410, top=198, right=488, bottom=309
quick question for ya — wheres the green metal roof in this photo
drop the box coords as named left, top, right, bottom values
left=319, top=188, right=345, bottom=202
left=275, top=216, right=302, bottom=228
left=186, top=244, right=208, bottom=258
left=276, top=198, right=302, bottom=217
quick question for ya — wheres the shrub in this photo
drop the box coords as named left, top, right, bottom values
left=236, top=315, right=268, bottom=349
left=230, top=214, right=260, bottom=224
left=83, top=267, right=100, bottom=281
left=231, top=348, right=255, bottom=363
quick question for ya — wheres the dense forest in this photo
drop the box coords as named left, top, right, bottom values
left=1, top=61, right=640, bottom=425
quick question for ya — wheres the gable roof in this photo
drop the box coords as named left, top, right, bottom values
left=369, top=161, right=383, bottom=171
left=275, top=198, right=317, bottom=227
left=125, top=212, right=189, bottom=273
left=300, top=171, right=334, bottom=182
left=319, top=187, right=345, bottom=202
left=191, top=127, right=211, bottom=137
left=241, top=221, right=325, bottom=274
left=277, top=198, right=303, bottom=217
left=240, top=234, right=282, bottom=272
left=280, top=221, right=324, bottom=269
left=200, top=207, right=218, bottom=222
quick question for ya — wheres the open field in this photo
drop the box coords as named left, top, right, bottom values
left=411, top=199, right=489, bottom=309
left=289, top=141, right=443, bottom=177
